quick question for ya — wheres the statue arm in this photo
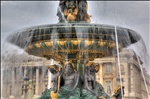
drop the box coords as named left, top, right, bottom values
left=113, top=88, right=121, bottom=97
left=93, top=72, right=96, bottom=90
left=85, top=73, right=98, bottom=96
left=73, top=8, right=78, bottom=15
left=58, top=67, right=63, bottom=76
left=71, top=72, right=79, bottom=91
left=64, top=9, right=68, bottom=16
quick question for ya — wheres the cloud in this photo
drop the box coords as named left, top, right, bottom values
left=1, top=1, right=149, bottom=74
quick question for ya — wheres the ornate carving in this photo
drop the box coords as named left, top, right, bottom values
left=48, top=64, right=62, bottom=93
left=64, top=0, right=78, bottom=21
left=82, top=62, right=110, bottom=99
left=77, top=0, right=91, bottom=23
left=58, top=61, right=80, bottom=98
left=57, top=0, right=91, bottom=23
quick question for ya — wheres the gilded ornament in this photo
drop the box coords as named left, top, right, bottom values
left=99, top=96, right=105, bottom=99
left=28, top=44, right=33, bottom=49
left=108, top=42, right=115, bottom=48
left=71, top=40, right=79, bottom=45
left=57, top=40, right=66, bottom=46
left=35, top=43, right=41, bottom=48
left=50, top=91, right=58, bottom=99
left=45, top=41, right=53, bottom=47
left=84, top=40, right=94, bottom=46
left=98, top=41, right=106, bottom=47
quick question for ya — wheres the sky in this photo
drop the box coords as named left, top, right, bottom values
left=1, top=1, right=150, bottom=73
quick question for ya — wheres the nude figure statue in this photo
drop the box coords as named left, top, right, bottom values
left=58, top=62, right=80, bottom=99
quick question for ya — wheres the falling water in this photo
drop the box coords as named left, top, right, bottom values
left=113, top=2, right=124, bottom=98
left=1, top=1, right=150, bottom=99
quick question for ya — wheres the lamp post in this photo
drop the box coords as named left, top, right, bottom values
left=116, top=77, right=123, bottom=86
left=113, top=76, right=124, bottom=99
left=28, top=80, right=33, bottom=99
left=23, top=76, right=29, bottom=99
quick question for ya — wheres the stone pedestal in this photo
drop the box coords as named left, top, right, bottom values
left=100, top=63, right=103, bottom=85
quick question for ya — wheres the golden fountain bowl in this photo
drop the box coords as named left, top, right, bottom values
left=7, top=23, right=141, bottom=61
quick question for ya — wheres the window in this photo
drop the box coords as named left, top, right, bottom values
left=45, top=84, right=48, bottom=88
left=121, top=64, right=124, bottom=71
left=106, top=63, right=111, bottom=73
left=33, top=85, right=36, bottom=95
left=106, top=81, right=112, bottom=95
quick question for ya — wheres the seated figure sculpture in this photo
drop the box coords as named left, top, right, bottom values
left=77, top=0, right=91, bottom=23
left=39, top=64, right=62, bottom=99
left=58, top=61, right=80, bottom=99
left=57, top=0, right=91, bottom=23
left=64, top=0, right=78, bottom=22
left=82, top=62, right=110, bottom=99
left=57, top=0, right=66, bottom=22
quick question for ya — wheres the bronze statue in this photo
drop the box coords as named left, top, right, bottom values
left=58, top=61, right=80, bottom=99
left=77, top=0, right=91, bottom=23
left=82, top=62, right=110, bottom=99
left=49, top=64, right=62, bottom=93
left=57, top=0, right=91, bottom=23
left=113, top=86, right=125, bottom=99
left=57, top=0, right=66, bottom=22
left=64, top=0, right=78, bottom=21
left=39, top=64, right=62, bottom=99
left=82, top=62, right=97, bottom=99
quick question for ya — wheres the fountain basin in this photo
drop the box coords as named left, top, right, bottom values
left=7, top=23, right=141, bottom=61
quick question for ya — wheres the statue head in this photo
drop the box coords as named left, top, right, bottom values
left=64, top=61, right=75, bottom=74
left=65, top=0, right=76, bottom=9
left=48, top=65, right=59, bottom=74
left=86, top=62, right=100, bottom=73
left=78, top=0, right=87, bottom=12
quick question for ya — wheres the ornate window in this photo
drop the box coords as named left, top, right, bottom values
left=106, top=81, right=112, bottom=95
left=106, top=63, right=111, bottom=73
left=121, top=64, right=124, bottom=71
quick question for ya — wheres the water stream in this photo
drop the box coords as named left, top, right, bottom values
left=1, top=1, right=150, bottom=99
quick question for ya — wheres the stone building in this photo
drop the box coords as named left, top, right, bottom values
left=1, top=49, right=150, bottom=99
left=94, top=49, right=150, bottom=99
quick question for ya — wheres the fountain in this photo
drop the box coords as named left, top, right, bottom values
left=6, top=1, right=149, bottom=99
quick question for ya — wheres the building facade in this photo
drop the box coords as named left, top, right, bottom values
left=1, top=49, right=150, bottom=99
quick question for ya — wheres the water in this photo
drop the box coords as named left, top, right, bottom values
left=1, top=1, right=150, bottom=99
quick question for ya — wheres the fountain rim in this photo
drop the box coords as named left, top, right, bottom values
left=10, top=23, right=139, bottom=34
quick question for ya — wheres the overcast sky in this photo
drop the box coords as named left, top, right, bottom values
left=1, top=1, right=150, bottom=73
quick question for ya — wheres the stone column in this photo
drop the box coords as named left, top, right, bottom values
left=130, top=64, right=135, bottom=97
left=24, top=67, right=28, bottom=99
left=100, top=63, right=103, bottom=85
left=113, top=63, right=117, bottom=93
left=9, top=67, right=15, bottom=99
left=34, top=67, right=39, bottom=98
left=47, top=69, right=51, bottom=89
left=47, top=59, right=54, bottom=89
left=124, top=63, right=129, bottom=98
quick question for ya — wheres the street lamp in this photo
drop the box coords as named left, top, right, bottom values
left=116, top=77, right=123, bottom=86
left=23, top=76, right=29, bottom=99
left=113, top=76, right=124, bottom=99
